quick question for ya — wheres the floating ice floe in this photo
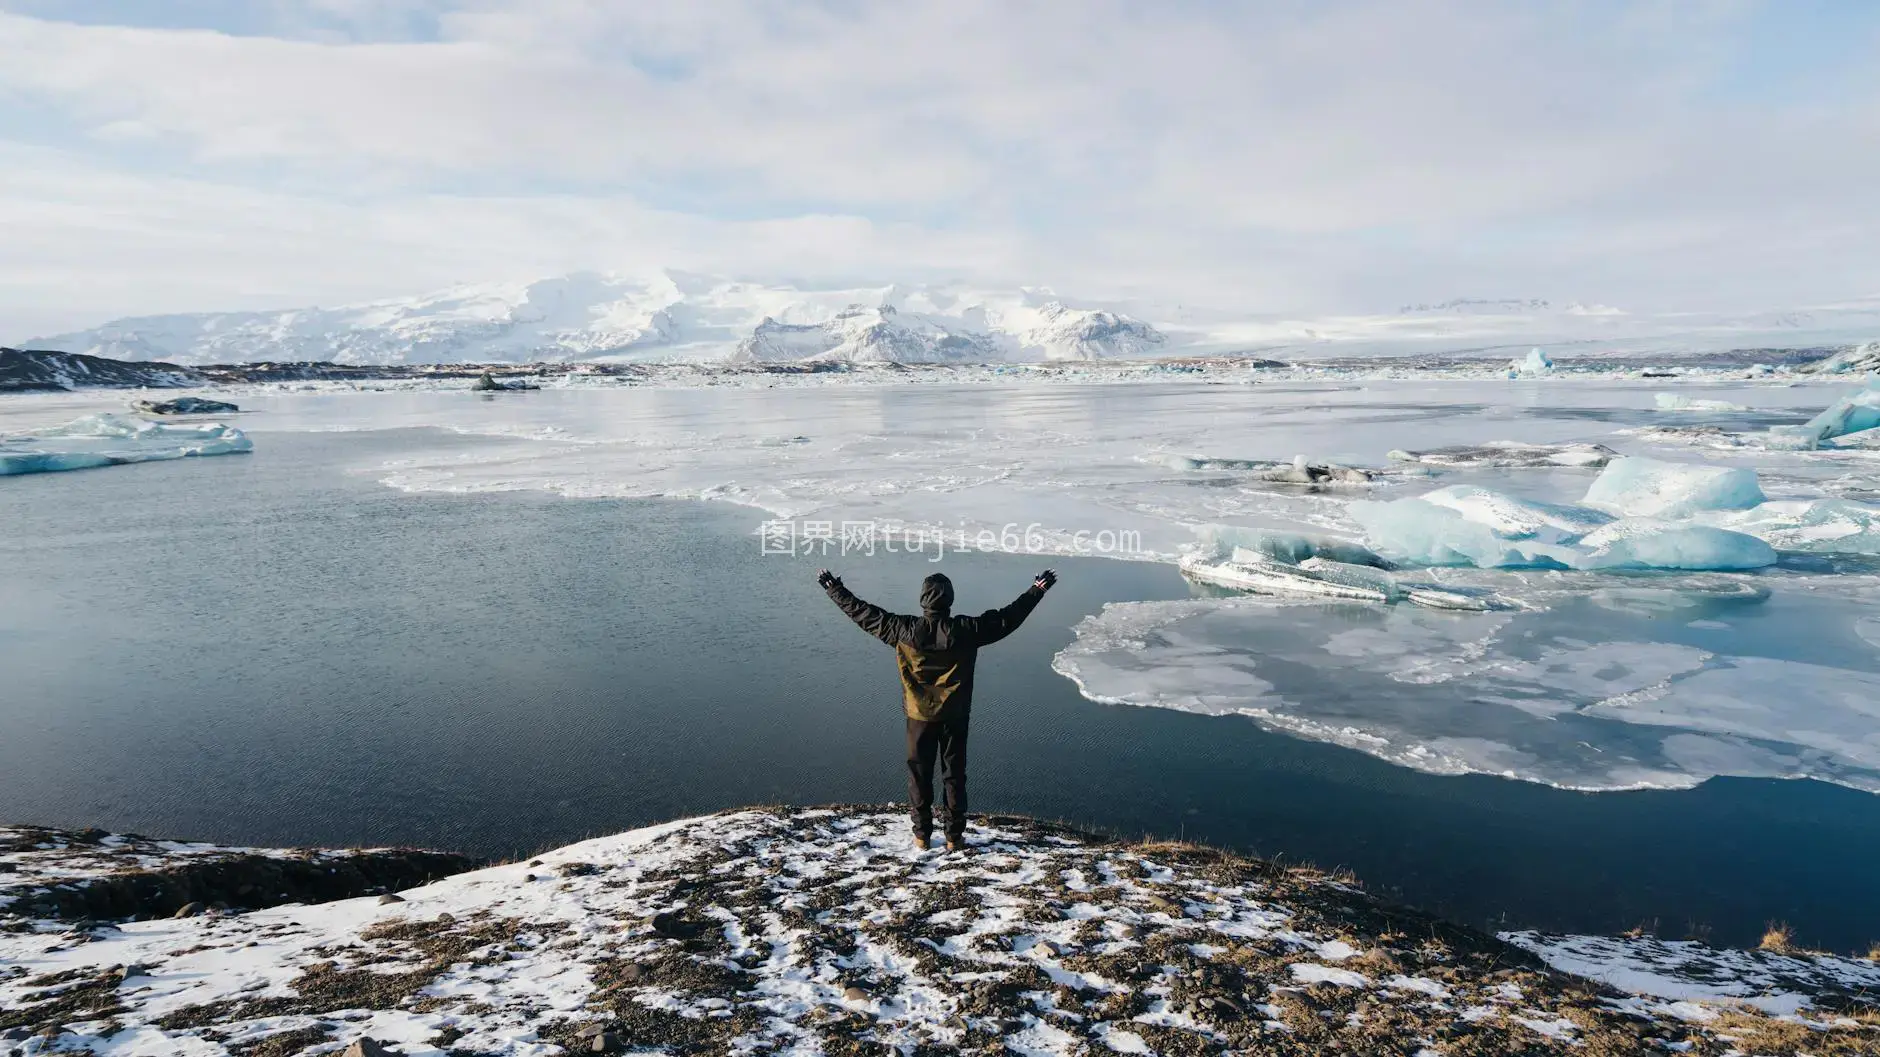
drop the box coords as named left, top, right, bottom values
left=1386, top=440, right=1616, bottom=468
left=1696, top=498, right=1880, bottom=554
left=1574, top=518, right=1778, bottom=571
left=1155, top=452, right=1374, bottom=486
left=1052, top=593, right=1880, bottom=793
left=1180, top=528, right=1504, bottom=610
left=0, top=412, right=252, bottom=476
left=1653, top=393, right=1747, bottom=412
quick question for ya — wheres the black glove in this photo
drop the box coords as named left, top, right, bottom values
left=1034, top=569, right=1057, bottom=591
left=817, top=569, right=842, bottom=590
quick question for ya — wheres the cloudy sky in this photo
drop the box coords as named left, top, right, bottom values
left=1, top=0, right=1875, bottom=339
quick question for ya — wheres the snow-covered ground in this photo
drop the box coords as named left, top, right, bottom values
left=7, top=368, right=1880, bottom=797
left=2, top=809, right=1872, bottom=1056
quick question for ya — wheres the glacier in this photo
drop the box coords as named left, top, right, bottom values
left=0, top=413, right=252, bottom=476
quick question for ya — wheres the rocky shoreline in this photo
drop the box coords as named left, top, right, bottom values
left=2, top=808, right=1876, bottom=1056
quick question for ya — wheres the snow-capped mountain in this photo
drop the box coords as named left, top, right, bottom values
left=726, top=299, right=1163, bottom=364
left=24, top=273, right=1880, bottom=366
left=25, top=272, right=1168, bottom=366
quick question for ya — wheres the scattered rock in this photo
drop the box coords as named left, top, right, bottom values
left=843, top=985, right=869, bottom=1002
left=114, top=963, right=148, bottom=982
left=376, top=894, right=405, bottom=905
left=132, top=396, right=240, bottom=415
left=1193, top=993, right=1243, bottom=1018
left=647, top=911, right=701, bottom=939
left=523, top=873, right=537, bottom=882
left=172, top=902, right=205, bottom=919
left=558, top=862, right=600, bottom=878
left=434, top=913, right=455, bottom=926
left=584, top=1032, right=625, bottom=1053
left=341, top=1040, right=395, bottom=1057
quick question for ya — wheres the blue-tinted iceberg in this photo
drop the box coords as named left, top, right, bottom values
left=1351, top=481, right=1776, bottom=572
left=0, top=413, right=252, bottom=476
left=1509, top=348, right=1553, bottom=377
left=1575, top=519, right=1776, bottom=571
left=1798, top=383, right=1880, bottom=446
left=1579, top=456, right=1765, bottom=518
left=1194, top=525, right=1389, bottom=568
left=1347, top=494, right=1582, bottom=569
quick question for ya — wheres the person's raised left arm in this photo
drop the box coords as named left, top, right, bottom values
left=964, top=569, right=1056, bottom=647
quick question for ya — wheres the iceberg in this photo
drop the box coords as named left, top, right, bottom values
left=0, top=413, right=252, bottom=476
left=1509, top=347, right=1554, bottom=377
left=1575, top=519, right=1776, bottom=571
left=1346, top=494, right=1581, bottom=569
left=1579, top=457, right=1765, bottom=518
left=1350, top=483, right=1776, bottom=571
left=1793, top=382, right=1880, bottom=447
left=1653, top=393, right=1746, bottom=412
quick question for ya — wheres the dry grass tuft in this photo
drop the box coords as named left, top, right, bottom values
left=1759, top=921, right=1796, bottom=954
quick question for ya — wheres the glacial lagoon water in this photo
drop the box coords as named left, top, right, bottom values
left=3, top=401, right=1880, bottom=952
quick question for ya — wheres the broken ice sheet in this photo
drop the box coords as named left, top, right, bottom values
left=1053, top=591, right=1880, bottom=793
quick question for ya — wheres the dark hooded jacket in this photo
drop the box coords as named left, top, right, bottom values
left=824, top=573, right=1045, bottom=721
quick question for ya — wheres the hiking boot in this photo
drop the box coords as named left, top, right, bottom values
left=945, top=839, right=965, bottom=852
left=913, top=835, right=931, bottom=851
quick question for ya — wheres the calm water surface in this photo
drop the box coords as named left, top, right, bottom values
left=3, top=429, right=1878, bottom=950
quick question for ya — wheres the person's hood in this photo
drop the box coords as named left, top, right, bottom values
left=920, top=573, right=954, bottom=614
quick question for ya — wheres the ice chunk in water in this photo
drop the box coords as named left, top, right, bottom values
left=1580, top=457, right=1765, bottom=518
left=1654, top=393, right=1747, bottom=412
left=1347, top=495, right=1580, bottom=569
left=1386, top=441, right=1614, bottom=468
left=1699, top=499, right=1880, bottom=554
left=1416, top=485, right=1611, bottom=542
left=1575, top=518, right=1776, bottom=571
left=1195, top=525, right=1389, bottom=568
left=1795, top=382, right=1880, bottom=446
left=0, top=413, right=252, bottom=476
left=1509, top=348, right=1553, bottom=376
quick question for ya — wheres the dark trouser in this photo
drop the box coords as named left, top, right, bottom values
left=906, top=712, right=969, bottom=841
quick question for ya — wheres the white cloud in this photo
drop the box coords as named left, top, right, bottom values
left=0, top=0, right=1877, bottom=339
